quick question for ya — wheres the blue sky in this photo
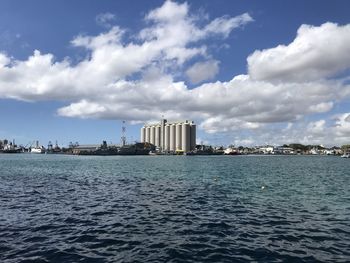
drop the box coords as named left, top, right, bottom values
left=1, top=0, right=350, bottom=147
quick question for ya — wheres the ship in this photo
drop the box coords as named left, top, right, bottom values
left=1, top=140, right=22, bottom=153
left=30, top=141, right=45, bottom=154
left=72, top=122, right=154, bottom=156
left=46, top=141, right=63, bottom=154
left=75, top=142, right=153, bottom=156
left=2, top=148, right=22, bottom=154
left=118, top=142, right=153, bottom=155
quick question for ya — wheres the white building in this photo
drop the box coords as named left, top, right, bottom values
left=141, top=119, right=196, bottom=152
left=258, top=146, right=274, bottom=154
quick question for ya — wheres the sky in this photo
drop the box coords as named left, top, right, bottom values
left=1, top=0, right=350, bottom=147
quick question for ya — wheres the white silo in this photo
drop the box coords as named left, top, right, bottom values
left=182, top=122, right=191, bottom=152
left=155, top=125, right=161, bottom=147
left=150, top=126, right=155, bottom=145
left=160, top=119, right=167, bottom=150
left=169, top=124, right=176, bottom=151
left=164, top=124, right=170, bottom=151
left=176, top=123, right=182, bottom=151
left=141, top=127, right=146, bottom=143
left=145, top=126, right=150, bottom=143
left=190, top=124, right=196, bottom=150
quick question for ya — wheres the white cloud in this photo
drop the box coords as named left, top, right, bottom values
left=203, top=13, right=253, bottom=38
left=96, top=12, right=116, bottom=27
left=200, top=116, right=261, bottom=134
left=0, top=0, right=252, bottom=103
left=233, top=138, right=255, bottom=147
left=71, top=26, right=124, bottom=49
left=345, top=114, right=350, bottom=122
left=307, top=120, right=326, bottom=135
left=139, top=0, right=252, bottom=62
left=0, top=53, right=10, bottom=66
left=146, top=0, right=188, bottom=22
left=1, top=1, right=350, bottom=146
left=58, top=100, right=106, bottom=118
left=224, top=114, right=350, bottom=147
left=333, top=113, right=350, bottom=138
left=186, top=60, right=219, bottom=84
left=190, top=76, right=350, bottom=124
left=308, top=102, right=333, bottom=113
left=248, top=22, right=350, bottom=82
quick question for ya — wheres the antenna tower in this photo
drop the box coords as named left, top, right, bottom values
left=121, top=120, right=126, bottom=146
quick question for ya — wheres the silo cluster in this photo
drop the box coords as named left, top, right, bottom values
left=141, top=119, right=196, bottom=152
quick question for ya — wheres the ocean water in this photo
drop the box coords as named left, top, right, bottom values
left=0, top=154, right=349, bottom=263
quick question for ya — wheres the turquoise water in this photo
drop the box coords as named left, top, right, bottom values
left=0, top=154, right=350, bottom=262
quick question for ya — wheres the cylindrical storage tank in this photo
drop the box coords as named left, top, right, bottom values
left=145, top=126, right=150, bottom=143
left=150, top=126, right=155, bottom=145
left=182, top=123, right=191, bottom=153
left=160, top=119, right=167, bottom=150
left=164, top=125, right=170, bottom=151
left=169, top=124, right=176, bottom=151
left=141, top=127, right=146, bottom=143
left=155, top=125, right=161, bottom=147
left=190, top=124, right=196, bottom=150
left=176, top=123, right=182, bottom=151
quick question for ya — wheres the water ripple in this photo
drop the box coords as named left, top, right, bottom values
left=0, top=154, right=350, bottom=262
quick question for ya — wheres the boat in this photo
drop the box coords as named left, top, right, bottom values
left=341, top=153, right=350, bottom=158
left=1, top=142, right=22, bottom=153
left=224, top=147, right=240, bottom=155
left=30, top=141, right=45, bottom=154
left=74, top=142, right=153, bottom=156
left=2, top=148, right=21, bottom=153
left=118, top=142, right=152, bottom=155
left=30, top=147, right=45, bottom=154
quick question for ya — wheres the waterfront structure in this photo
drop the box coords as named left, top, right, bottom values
left=30, top=141, right=45, bottom=154
left=72, top=144, right=100, bottom=155
left=141, top=119, right=196, bottom=152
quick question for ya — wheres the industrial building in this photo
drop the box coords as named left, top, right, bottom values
left=141, top=119, right=196, bottom=153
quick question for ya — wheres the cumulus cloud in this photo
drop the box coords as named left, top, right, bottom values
left=0, top=53, right=10, bottom=66
left=58, top=100, right=107, bottom=118
left=223, top=113, right=350, bottom=147
left=248, top=22, right=350, bottom=82
left=1, top=1, right=350, bottom=145
left=333, top=113, right=350, bottom=138
left=186, top=60, right=219, bottom=84
left=307, top=120, right=326, bottom=135
left=345, top=114, right=350, bottom=122
left=200, top=116, right=261, bottom=134
left=146, top=0, right=188, bottom=22
left=0, top=0, right=252, bottom=103
left=308, top=102, right=333, bottom=113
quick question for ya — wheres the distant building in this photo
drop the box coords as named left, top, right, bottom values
left=258, top=146, right=274, bottom=154
left=141, top=119, right=196, bottom=152
left=323, top=149, right=334, bottom=155
left=273, top=146, right=294, bottom=155
left=310, top=147, right=320, bottom=155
